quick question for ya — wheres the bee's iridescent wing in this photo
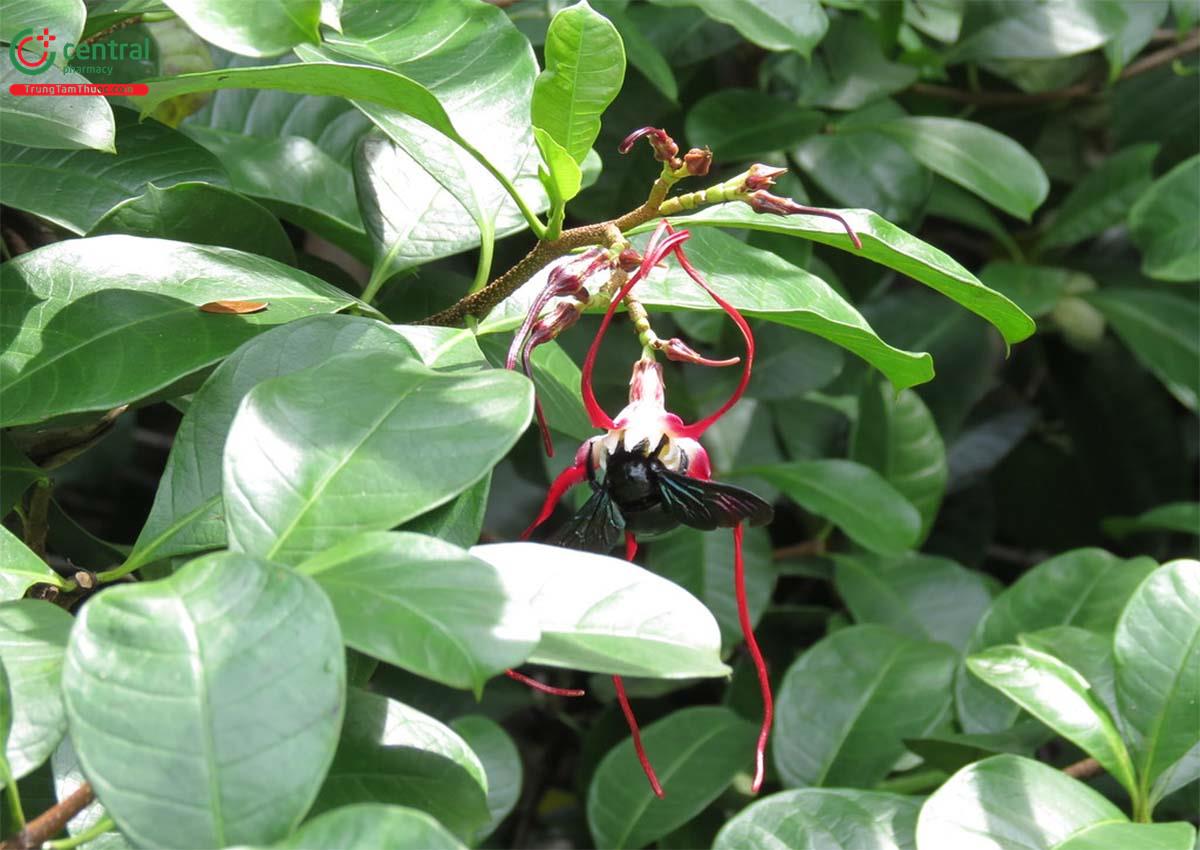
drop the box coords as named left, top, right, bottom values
left=546, top=489, right=625, bottom=553
left=653, top=465, right=773, bottom=531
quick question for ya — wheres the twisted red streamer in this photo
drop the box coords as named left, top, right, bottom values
left=612, top=673, right=664, bottom=798
left=521, top=457, right=588, bottom=539
left=506, top=668, right=585, bottom=697
left=733, top=523, right=772, bottom=793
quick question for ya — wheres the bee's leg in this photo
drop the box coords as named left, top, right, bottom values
left=734, top=522, right=772, bottom=794
left=521, top=438, right=594, bottom=539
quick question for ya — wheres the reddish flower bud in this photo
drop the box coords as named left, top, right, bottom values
left=743, top=164, right=787, bottom=192
left=746, top=190, right=863, bottom=250
left=683, top=147, right=712, bottom=176
left=617, top=248, right=642, bottom=272
left=661, top=337, right=740, bottom=367
left=618, top=126, right=679, bottom=164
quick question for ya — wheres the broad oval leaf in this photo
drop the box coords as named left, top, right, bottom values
left=1104, top=502, right=1200, bottom=538
left=966, top=645, right=1137, bottom=799
left=471, top=542, right=729, bottom=678
left=587, top=706, right=757, bottom=850
left=748, top=460, right=921, bottom=556
left=129, top=315, right=416, bottom=569
left=299, top=532, right=539, bottom=693
left=223, top=350, right=532, bottom=564
left=1114, top=559, right=1200, bottom=807
left=0, top=600, right=72, bottom=780
left=1055, top=822, right=1197, bottom=850
left=685, top=90, right=823, bottom=160
left=0, top=62, right=114, bottom=152
left=161, top=0, right=321, bottom=58
left=649, top=0, right=828, bottom=57
left=654, top=203, right=1036, bottom=347
left=0, top=525, right=65, bottom=602
left=1039, top=143, right=1159, bottom=251
left=62, top=552, right=345, bottom=848
left=532, top=0, right=626, bottom=164
left=451, top=715, right=522, bottom=842
left=875, top=117, right=1049, bottom=220
left=1017, top=626, right=1119, bottom=724
left=1, top=107, right=225, bottom=234
left=950, top=1, right=1129, bottom=62
left=957, top=548, right=1157, bottom=733
left=0, top=236, right=359, bottom=428
left=1128, top=154, right=1200, bottom=281
left=773, top=624, right=957, bottom=788
left=274, top=803, right=466, bottom=850
left=714, top=788, right=920, bottom=850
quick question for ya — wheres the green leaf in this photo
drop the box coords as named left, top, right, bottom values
left=1018, top=626, right=1119, bottom=725
left=1104, top=2, right=1169, bottom=78
left=957, top=548, right=1157, bottom=733
left=978, top=262, right=1091, bottom=319
left=715, top=789, right=920, bottom=850
left=400, top=475, right=492, bottom=549
left=1085, top=289, right=1199, bottom=411
left=851, top=378, right=947, bottom=541
left=276, top=804, right=467, bottom=849
left=0, top=601, right=72, bottom=780
left=1039, top=143, right=1159, bottom=251
left=1, top=0, right=85, bottom=46
left=224, top=350, right=531, bottom=565
left=904, top=721, right=1056, bottom=775
left=646, top=525, right=774, bottom=649
left=587, top=706, right=757, bottom=850
left=88, top=182, right=296, bottom=264
left=834, top=552, right=992, bottom=652
left=927, top=179, right=1023, bottom=261
left=951, top=1, right=1129, bottom=61
left=161, top=0, right=321, bottom=58
left=299, top=532, right=538, bottom=692
left=967, top=645, right=1138, bottom=800
left=534, top=128, right=583, bottom=205
left=450, top=716, right=522, bottom=842
left=774, top=625, right=957, bottom=788
left=904, top=0, right=964, bottom=42
left=1, top=108, right=225, bottom=233
left=479, top=335, right=593, bottom=443
left=1104, top=502, right=1200, bottom=538
left=471, top=542, right=729, bottom=678
left=0, top=62, right=115, bottom=152
left=915, top=755, right=1127, bottom=850
left=129, top=316, right=414, bottom=569
left=63, top=553, right=344, bottom=848
left=0, top=433, right=46, bottom=518
left=794, top=17, right=919, bottom=111
left=747, top=460, right=921, bottom=555
left=684, top=91, right=823, bottom=160
left=1128, top=154, right=1200, bottom=281
left=649, top=0, right=828, bottom=57
left=1115, top=560, right=1200, bottom=807
left=0, top=526, right=64, bottom=602
left=0, top=235, right=359, bottom=428
left=874, top=117, right=1049, bottom=220
left=596, top=1, right=677, bottom=102
left=1055, top=822, right=1197, bottom=850
left=656, top=203, right=1036, bottom=348
left=532, top=0, right=626, bottom=164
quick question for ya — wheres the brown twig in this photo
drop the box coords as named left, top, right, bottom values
left=772, top=539, right=826, bottom=560
left=1063, top=757, right=1103, bottom=780
left=0, top=783, right=94, bottom=850
left=911, top=30, right=1199, bottom=107
left=23, top=483, right=51, bottom=562
left=81, top=15, right=144, bottom=46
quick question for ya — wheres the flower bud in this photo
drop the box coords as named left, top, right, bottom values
left=618, top=248, right=643, bottom=272
left=683, top=147, right=712, bottom=176
left=661, top=338, right=740, bottom=368
left=743, top=164, right=787, bottom=192
left=618, top=126, right=680, bottom=165
left=745, top=190, right=863, bottom=250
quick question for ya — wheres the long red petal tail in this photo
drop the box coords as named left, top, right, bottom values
left=624, top=531, right=638, bottom=561
left=664, top=226, right=755, bottom=440
left=521, top=453, right=589, bottom=539
left=612, top=674, right=664, bottom=798
left=733, top=523, right=772, bottom=793
left=505, top=668, right=585, bottom=697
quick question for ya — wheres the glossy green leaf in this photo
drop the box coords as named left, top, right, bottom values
left=978, top=262, right=1090, bottom=319
left=0, top=0, right=85, bottom=45
left=684, top=91, right=823, bottom=160
left=874, top=118, right=1049, bottom=220
left=904, top=721, right=1055, bottom=775
left=0, top=433, right=46, bottom=518
left=950, top=1, right=1129, bottom=61
left=223, top=350, right=531, bottom=564
left=1104, top=502, right=1200, bottom=538
left=130, top=316, right=414, bottom=569
left=0, top=658, right=11, bottom=791
left=0, top=601, right=72, bottom=780
left=1, top=108, right=224, bottom=233
left=904, top=0, right=964, bottom=42
left=851, top=379, right=947, bottom=541
left=774, top=625, right=957, bottom=788
left=1115, top=560, right=1200, bottom=807
left=1039, top=143, right=1159, bottom=251
left=957, top=548, right=1157, bottom=732
left=1128, top=154, right=1200, bottom=281
left=0, top=526, right=64, bottom=602
left=794, top=17, right=919, bottom=111
left=532, top=0, right=625, bottom=164
left=927, top=180, right=1022, bottom=260
left=715, top=789, right=920, bottom=850
left=275, top=804, right=466, bottom=849
left=479, top=335, right=593, bottom=443
left=658, top=203, right=1036, bottom=347
left=451, top=716, right=521, bottom=842
left=834, top=552, right=992, bottom=652
left=748, top=460, right=921, bottom=555
left=1104, top=1, right=1169, bottom=77
left=0, top=62, right=114, bottom=152
left=646, top=525, right=774, bottom=649
left=650, top=0, right=828, bottom=57
left=299, top=532, right=538, bottom=692
left=50, top=736, right=122, bottom=844
left=915, top=755, right=1127, bottom=850
left=63, top=553, right=344, bottom=848
left=587, top=706, right=757, bottom=850
left=1085, top=288, right=1199, bottom=411
left=88, top=182, right=295, bottom=264
left=967, top=645, right=1137, bottom=799
left=400, top=475, right=492, bottom=549
left=1055, top=822, right=1197, bottom=850
left=535, top=128, right=583, bottom=206
left=597, top=0, right=676, bottom=102
left=1018, top=626, right=1119, bottom=723
left=471, top=542, right=729, bottom=678
left=161, top=0, right=321, bottom=58
left=0, top=236, right=359, bottom=428
left=794, top=125, right=929, bottom=223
